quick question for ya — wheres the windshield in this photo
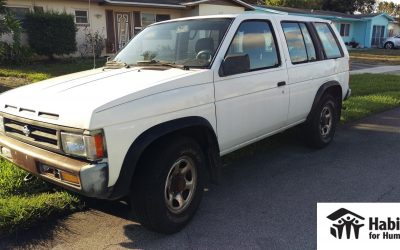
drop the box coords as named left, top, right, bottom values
left=113, top=18, right=232, bottom=68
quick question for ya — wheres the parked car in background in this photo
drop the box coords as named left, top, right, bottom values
left=0, top=13, right=350, bottom=234
left=384, top=35, right=400, bottom=49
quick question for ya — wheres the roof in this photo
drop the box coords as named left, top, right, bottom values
left=256, top=5, right=394, bottom=21
left=100, top=0, right=254, bottom=9
left=327, top=208, right=365, bottom=221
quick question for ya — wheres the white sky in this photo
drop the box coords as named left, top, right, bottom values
left=382, top=0, right=400, bottom=3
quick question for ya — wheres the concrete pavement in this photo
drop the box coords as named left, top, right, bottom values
left=1, top=108, right=400, bottom=250
left=350, top=65, right=400, bottom=75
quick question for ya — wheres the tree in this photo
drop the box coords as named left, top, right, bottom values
left=265, top=0, right=323, bottom=9
left=322, top=0, right=375, bottom=14
left=377, top=1, right=399, bottom=16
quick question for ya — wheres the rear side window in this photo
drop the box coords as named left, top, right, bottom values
left=226, top=20, right=280, bottom=71
left=313, top=23, right=343, bottom=59
left=282, top=22, right=316, bottom=63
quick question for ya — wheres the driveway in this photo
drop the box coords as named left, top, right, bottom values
left=2, top=108, right=400, bottom=250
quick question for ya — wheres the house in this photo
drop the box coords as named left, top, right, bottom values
left=4, top=0, right=254, bottom=56
left=255, top=5, right=396, bottom=48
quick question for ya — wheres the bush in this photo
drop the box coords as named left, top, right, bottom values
left=0, top=42, right=33, bottom=65
left=25, top=11, right=77, bottom=58
left=79, top=28, right=105, bottom=58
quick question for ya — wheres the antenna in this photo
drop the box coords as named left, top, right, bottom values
left=89, top=0, right=96, bottom=69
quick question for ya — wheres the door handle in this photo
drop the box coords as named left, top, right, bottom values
left=277, top=81, right=286, bottom=87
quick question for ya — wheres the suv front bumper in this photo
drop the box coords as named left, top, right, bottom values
left=0, top=133, right=110, bottom=198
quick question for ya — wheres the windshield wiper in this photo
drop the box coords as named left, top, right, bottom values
left=104, top=60, right=130, bottom=69
left=135, top=60, right=189, bottom=70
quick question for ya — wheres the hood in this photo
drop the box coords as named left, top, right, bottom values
left=0, top=67, right=212, bottom=129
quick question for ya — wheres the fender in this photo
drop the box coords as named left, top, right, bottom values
left=108, top=116, right=220, bottom=200
left=307, top=81, right=342, bottom=122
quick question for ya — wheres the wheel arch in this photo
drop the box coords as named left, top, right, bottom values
left=307, top=81, right=343, bottom=122
left=109, top=116, right=220, bottom=199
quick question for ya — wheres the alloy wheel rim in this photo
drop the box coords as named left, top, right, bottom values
left=319, top=105, right=333, bottom=137
left=164, top=156, right=197, bottom=214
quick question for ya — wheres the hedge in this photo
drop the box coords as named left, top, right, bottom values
left=25, top=11, right=77, bottom=58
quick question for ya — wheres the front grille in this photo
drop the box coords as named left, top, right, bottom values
left=4, top=117, right=60, bottom=151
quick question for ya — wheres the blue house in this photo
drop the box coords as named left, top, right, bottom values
left=254, top=6, right=395, bottom=48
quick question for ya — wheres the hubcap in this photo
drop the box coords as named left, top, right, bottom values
left=164, top=156, right=197, bottom=214
left=319, top=106, right=333, bottom=137
left=386, top=43, right=393, bottom=49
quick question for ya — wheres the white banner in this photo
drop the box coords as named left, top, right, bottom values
left=318, top=203, right=400, bottom=250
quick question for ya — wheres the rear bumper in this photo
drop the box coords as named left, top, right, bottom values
left=0, top=133, right=111, bottom=199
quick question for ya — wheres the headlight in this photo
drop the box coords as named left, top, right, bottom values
left=61, top=131, right=106, bottom=160
left=0, top=116, right=4, bottom=133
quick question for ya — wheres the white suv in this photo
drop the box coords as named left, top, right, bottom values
left=0, top=13, right=350, bottom=233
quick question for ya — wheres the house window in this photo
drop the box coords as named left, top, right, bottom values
left=7, top=7, right=30, bottom=28
left=33, top=6, right=44, bottom=13
left=75, top=10, right=89, bottom=25
left=340, top=23, right=350, bottom=37
left=141, top=13, right=170, bottom=28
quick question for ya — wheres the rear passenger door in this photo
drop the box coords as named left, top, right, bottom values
left=214, top=19, right=289, bottom=153
left=281, top=21, right=344, bottom=124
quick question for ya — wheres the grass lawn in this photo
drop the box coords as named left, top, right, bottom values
left=0, top=159, right=80, bottom=234
left=342, top=74, right=400, bottom=123
left=0, top=58, right=106, bottom=91
left=349, top=48, right=400, bottom=65
left=0, top=59, right=399, bottom=234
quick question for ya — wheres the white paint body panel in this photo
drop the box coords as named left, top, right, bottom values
left=0, top=13, right=350, bottom=187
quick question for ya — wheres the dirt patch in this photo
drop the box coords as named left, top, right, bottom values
left=0, top=77, right=31, bottom=93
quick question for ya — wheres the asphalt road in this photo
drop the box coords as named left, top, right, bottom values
left=2, top=108, right=400, bottom=250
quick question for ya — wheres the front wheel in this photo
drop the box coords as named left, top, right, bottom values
left=385, top=42, right=394, bottom=50
left=304, top=94, right=339, bottom=149
left=130, top=137, right=206, bottom=234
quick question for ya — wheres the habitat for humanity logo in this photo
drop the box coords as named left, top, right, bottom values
left=327, top=208, right=365, bottom=239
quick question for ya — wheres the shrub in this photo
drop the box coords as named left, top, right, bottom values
left=25, top=11, right=77, bottom=58
left=79, top=28, right=105, bottom=58
left=0, top=42, right=33, bottom=65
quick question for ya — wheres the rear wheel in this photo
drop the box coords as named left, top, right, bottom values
left=130, top=136, right=205, bottom=234
left=304, top=94, right=339, bottom=149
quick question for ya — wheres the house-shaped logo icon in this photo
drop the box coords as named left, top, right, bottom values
left=327, top=208, right=365, bottom=239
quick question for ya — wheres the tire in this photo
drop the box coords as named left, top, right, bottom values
left=130, top=136, right=206, bottom=234
left=385, top=42, right=394, bottom=50
left=304, top=94, right=339, bottom=149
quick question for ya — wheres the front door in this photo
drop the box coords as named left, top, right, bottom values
left=214, top=19, right=289, bottom=153
left=372, top=25, right=385, bottom=47
left=115, top=12, right=132, bottom=51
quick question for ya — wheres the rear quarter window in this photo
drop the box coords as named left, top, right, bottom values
left=313, top=22, right=343, bottom=59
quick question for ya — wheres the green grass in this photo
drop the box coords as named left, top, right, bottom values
left=0, top=58, right=106, bottom=83
left=0, top=159, right=81, bottom=234
left=349, top=49, right=400, bottom=65
left=341, top=74, right=400, bottom=122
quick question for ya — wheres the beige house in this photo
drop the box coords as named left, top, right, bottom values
left=4, top=0, right=254, bottom=56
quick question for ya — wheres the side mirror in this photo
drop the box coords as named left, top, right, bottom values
left=219, top=54, right=250, bottom=77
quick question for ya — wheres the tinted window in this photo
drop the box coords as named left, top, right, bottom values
left=299, top=23, right=316, bottom=61
left=226, top=20, right=279, bottom=70
left=314, top=23, right=342, bottom=59
left=282, top=22, right=316, bottom=63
